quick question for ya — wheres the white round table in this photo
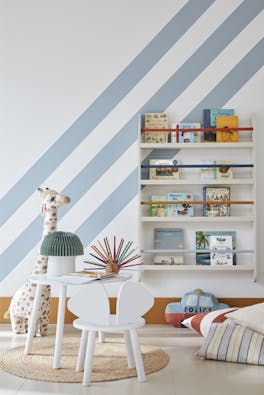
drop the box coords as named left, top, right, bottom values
left=24, top=271, right=132, bottom=369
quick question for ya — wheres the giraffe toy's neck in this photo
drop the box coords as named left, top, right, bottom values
left=42, top=207, right=58, bottom=238
left=32, top=207, right=58, bottom=275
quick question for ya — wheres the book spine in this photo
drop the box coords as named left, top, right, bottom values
left=203, top=109, right=216, bottom=142
left=202, top=186, right=206, bottom=216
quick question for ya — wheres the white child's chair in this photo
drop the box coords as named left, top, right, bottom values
left=67, top=280, right=154, bottom=386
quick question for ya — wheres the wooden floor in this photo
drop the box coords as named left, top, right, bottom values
left=0, top=324, right=264, bottom=395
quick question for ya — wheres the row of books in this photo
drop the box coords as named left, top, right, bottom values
left=150, top=187, right=230, bottom=217
left=143, top=110, right=239, bottom=143
left=148, top=159, right=233, bottom=180
left=153, top=228, right=236, bottom=266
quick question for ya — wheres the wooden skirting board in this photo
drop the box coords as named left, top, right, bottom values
left=1, top=297, right=264, bottom=324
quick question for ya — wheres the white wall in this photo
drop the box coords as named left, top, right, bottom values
left=1, top=0, right=264, bottom=298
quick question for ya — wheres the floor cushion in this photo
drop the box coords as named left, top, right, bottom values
left=225, top=302, right=264, bottom=335
left=182, top=308, right=237, bottom=336
left=197, top=322, right=264, bottom=365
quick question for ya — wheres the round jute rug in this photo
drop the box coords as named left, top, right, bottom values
left=0, top=337, right=169, bottom=383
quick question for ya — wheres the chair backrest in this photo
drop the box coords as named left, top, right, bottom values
left=116, top=281, right=154, bottom=325
left=67, top=282, right=110, bottom=325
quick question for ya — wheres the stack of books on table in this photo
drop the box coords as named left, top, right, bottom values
left=69, top=271, right=117, bottom=279
left=55, top=271, right=117, bottom=284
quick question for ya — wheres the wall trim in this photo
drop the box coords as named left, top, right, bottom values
left=1, top=297, right=264, bottom=324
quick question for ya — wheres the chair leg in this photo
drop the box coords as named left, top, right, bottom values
left=83, top=330, right=96, bottom=386
left=129, top=329, right=146, bottom=382
left=124, top=330, right=135, bottom=368
left=98, top=331, right=105, bottom=343
left=76, top=330, right=88, bottom=372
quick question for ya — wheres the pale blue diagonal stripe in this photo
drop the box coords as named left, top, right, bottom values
left=1, top=0, right=264, bottom=280
left=0, top=0, right=215, bottom=227
left=76, top=32, right=264, bottom=247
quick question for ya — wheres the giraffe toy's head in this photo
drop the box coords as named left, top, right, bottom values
left=38, top=188, right=71, bottom=216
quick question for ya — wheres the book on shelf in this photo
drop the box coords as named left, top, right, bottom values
left=200, top=160, right=216, bottom=180
left=154, top=228, right=184, bottom=265
left=178, top=122, right=201, bottom=143
left=196, top=231, right=236, bottom=265
left=210, top=109, right=234, bottom=127
left=203, top=109, right=215, bottom=142
left=216, top=160, right=233, bottom=179
left=150, top=194, right=167, bottom=217
left=216, top=115, right=239, bottom=142
left=210, top=235, right=233, bottom=266
left=167, top=192, right=194, bottom=217
left=203, top=109, right=234, bottom=142
left=203, top=186, right=230, bottom=217
left=144, top=113, right=169, bottom=143
left=149, top=159, right=180, bottom=179
left=200, top=160, right=233, bottom=180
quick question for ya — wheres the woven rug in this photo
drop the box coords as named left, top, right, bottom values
left=0, top=337, right=169, bottom=383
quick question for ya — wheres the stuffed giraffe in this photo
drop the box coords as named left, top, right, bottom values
left=4, top=188, right=71, bottom=335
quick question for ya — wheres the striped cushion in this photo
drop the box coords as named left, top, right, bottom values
left=182, top=308, right=237, bottom=337
left=197, top=323, right=264, bottom=365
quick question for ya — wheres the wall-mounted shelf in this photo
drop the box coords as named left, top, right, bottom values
left=141, top=179, right=254, bottom=185
left=139, top=265, right=256, bottom=272
left=140, top=142, right=253, bottom=149
left=140, top=216, right=254, bottom=222
left=138, top=114, right=257, bottom=281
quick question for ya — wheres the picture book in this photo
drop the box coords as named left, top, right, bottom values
left=144, top=113, right=169, bottom=143
left=149, top=159, right=180, bottom=179
left=200, top=160, right=216, bottom=180
left=150, top=195, right=167, bottom=217
left=203, top=187, right=230, bottom=217
left=178, top=122, right=201, bottom=143
left=196, top=231, right=236, bottom=266
left=216, top=160, right=233, bottom=179
left=210, top=109, right=234, bottom=127
left=210, top=235, right=233, bottom=266
left=154, top=228, right=184, bottom=265
left=216, top=115, right=239, bottom=142
left=203, top=109, right=215, bottom=142
left=167, top=192, right=194, bottom=217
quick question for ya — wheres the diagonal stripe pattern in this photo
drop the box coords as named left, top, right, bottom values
left=0, top=0, right=215, bottom=227
left=1, top=0, right=264, bottom=281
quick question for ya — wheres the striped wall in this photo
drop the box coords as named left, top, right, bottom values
left=1, top=0, right=264, bottom=297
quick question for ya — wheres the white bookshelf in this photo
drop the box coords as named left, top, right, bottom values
left=140, top=265, right=255, bottom=271
left=140, top=142, right=253, bottom=149
left=140, top=216, right=254, bottom=222
left=141, top=179, right=254, bottom=185
left=139, top=115, right=257, bottom=280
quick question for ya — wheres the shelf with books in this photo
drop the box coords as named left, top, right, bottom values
left=138, top=112, right=257, bottom=280
left=139, top=265, right=256, bottom=271
left=140, top=216, right=255, bottom=222
left=141, top=179, right=254, bottom=185
left=140, top=142, right=254, bottom=149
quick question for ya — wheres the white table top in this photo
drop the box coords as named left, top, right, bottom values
left=30, top=271, right=133, bottom=286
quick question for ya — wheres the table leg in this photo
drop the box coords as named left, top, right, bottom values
left=53, top=284, right=67, bottom=369
left=24, top=284, right=43, bottom=354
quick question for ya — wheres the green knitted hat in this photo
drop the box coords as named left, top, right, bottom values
left=40, top=231, right=84, bottom=256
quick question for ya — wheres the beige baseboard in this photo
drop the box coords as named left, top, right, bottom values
left=1, top=297, right=264, bottom=324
